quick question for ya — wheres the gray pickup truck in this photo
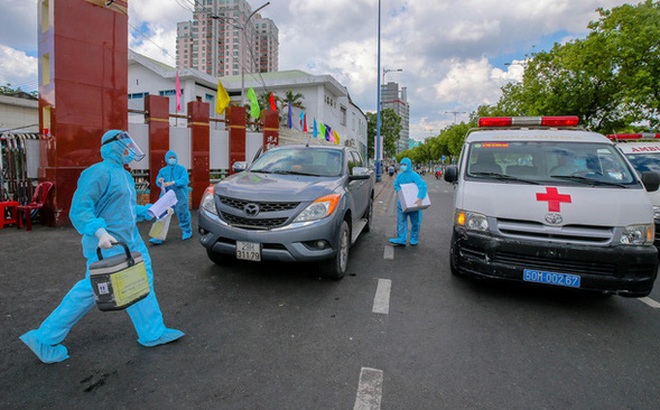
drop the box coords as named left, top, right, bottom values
left=198, top=144, right=375, bottom=279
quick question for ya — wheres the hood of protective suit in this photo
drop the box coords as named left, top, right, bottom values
left=165, top=150, right=178, bottom=165
left=100, top=129, right=125, bottom=166
left=400, top=157, right=413, bottom=172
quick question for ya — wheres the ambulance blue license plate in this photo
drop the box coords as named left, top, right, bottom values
left=523, top=269, right=581, bottom=288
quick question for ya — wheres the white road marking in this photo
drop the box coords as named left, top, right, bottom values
left=383, top=245, right=394, bottom=260
left=372, top=279, right=391, bottom=315
left=353, top=367, right=383, bottom=410
left=638, top=297, right=660, bottom=309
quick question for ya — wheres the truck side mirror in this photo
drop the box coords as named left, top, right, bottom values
left=641, top=171, right=660, bottom=192
left=232, top=161, right=247, bottom=173
left=444, top=165, right=458, bottom=183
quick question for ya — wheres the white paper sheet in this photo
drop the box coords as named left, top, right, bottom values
left=148, top=189, right=178, bottom=219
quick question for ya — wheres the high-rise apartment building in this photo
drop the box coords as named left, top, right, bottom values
left=381, top=82, right=410, bottom=153
left=176, top=0, right=278, bottom=78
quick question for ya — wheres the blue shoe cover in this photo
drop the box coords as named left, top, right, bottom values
left=389, top=238, right=406, bottom=246
left=410, top=238, right=418, bottom=246
left=182, top=232, right=192, bottom=241
left=139, top=328, right=185, bottom=347
left=19, top=330, right=69, bottom=364
left=149, top=238, right=163, bottom=245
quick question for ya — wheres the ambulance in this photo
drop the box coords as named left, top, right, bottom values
left=608, top=133, right=660, bottom=253
left=443, top=116, right=660, bottom=297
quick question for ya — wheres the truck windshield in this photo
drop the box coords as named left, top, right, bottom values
left=466, top=141, right=637, bottom=187
left=250, top=148, right=343, bottom=177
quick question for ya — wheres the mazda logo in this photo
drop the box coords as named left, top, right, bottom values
left=244, top=203, right=260, bottom=216
left=545, top=213, right=563, bottom=225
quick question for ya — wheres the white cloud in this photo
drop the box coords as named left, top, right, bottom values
left=0, top=46, right=38, bottom=90
left=0, top=0, right=634, bottom=140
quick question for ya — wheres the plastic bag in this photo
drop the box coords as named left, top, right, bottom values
left=149, top=212, right=172, bottom=241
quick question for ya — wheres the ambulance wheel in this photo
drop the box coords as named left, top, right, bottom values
left=322, top=220, right=350, bottom=280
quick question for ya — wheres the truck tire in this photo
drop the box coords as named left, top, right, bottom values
left=323, top=220, right=350, bottom=280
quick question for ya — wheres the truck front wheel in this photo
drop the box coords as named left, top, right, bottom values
left=322, top=220, right=350, bottom=280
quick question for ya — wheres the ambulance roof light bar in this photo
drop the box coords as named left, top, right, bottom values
left=607, top=133, right=660, bottom=141
left=478, top=116, right=580, bottom=128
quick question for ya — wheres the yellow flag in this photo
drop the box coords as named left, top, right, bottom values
left=216, top=80, right=230, bottom=114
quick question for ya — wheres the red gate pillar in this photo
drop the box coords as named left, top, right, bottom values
left=228, top=106, right=246, bottom=175
left=145, top=95, right=170, bottom=204
left=188, top=101, right=209, bottom=210
left=38, top=0, right=128, bottom=226
left=262, top=110, right=279, bottom=151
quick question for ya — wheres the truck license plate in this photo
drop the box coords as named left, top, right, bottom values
left=523, top=269, right=581, bottom=288
left=236, top=241, right=261, bottom=261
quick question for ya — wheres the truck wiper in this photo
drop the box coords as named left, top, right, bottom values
left=550, top=175, right=627, bottom=188
left=270, top=170, right=320, bottom=176
left=471, top=172, right=540, bottom=185
left=250, top=169, right=272, bottom=174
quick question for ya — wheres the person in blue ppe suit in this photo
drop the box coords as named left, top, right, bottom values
left=389, top=157, right=428, bottom=246
left=19, top=130, right=184, bottom=364
left=149, top=150, right=193, bottom=244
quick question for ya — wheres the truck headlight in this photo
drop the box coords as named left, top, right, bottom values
left=620, top=224, right=654, bottom=245
left=200, top=186, right=218, bottom=216
left=293, top=194, right=341, bottom=223
left=456, top=210, right=489, bottom=232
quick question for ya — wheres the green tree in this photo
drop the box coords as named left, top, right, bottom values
left=483, top=1, right=659, bottom=133
left=279, top=90, right=305, bottom=125
left=367, top=108, right=402, bottom=160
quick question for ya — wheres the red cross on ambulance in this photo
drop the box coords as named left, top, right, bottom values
left=536, top=187, right=572, bottom=212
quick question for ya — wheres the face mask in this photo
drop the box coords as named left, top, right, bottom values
left=122, top=149, right=136, bottom=165
left=400, top=165, right=408, bottom=172
left=168, top=158, right=177, bottom=165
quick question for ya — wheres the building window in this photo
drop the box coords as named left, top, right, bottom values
left=340, top=106, right=347, bottom=126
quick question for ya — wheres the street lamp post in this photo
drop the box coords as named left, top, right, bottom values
left=375, top=0, right=383, bottom=182
left=241, top=2, right=270, bottom=107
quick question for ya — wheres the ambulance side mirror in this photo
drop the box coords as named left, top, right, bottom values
left=444, top=166, right=458, bottom=183
left=641, top=171, right=660, bottom=192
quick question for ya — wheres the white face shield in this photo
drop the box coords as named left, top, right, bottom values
left=102, top=131, right=145, bottom=162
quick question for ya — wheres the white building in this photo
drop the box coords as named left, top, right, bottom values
left=381, top=81, right=410, bottom=153
left=128, top=50, right=369, bottom=158
left=0, top=93, right=39, bottom=133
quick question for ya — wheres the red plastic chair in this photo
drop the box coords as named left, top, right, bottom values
left=18, top=181, right=54, bottom=231
left=0, top=201, right=19, bottom=229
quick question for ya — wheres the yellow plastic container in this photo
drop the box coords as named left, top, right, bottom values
left=89, top=242, right=150, bottom=311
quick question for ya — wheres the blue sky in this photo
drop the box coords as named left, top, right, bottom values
left=0, top=0, right=632, bottom=140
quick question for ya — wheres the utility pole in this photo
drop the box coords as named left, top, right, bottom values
left=445, top=111, right=466, bottom=124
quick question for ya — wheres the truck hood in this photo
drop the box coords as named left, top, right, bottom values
left=215, top=172, right=341, bottom=202
left=459, top=182, right=652, bottom=226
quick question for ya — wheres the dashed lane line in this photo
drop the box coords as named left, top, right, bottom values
left=353, top=367, right=384, bottom=410
left=372, top=279, right=391, bottom=315
left=383, top=245, right=394, bottom=260
left=639, top=297, right=660, bottom=309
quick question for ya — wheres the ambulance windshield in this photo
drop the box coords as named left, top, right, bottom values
left=625, top=152, right=660, bottom=174
left=467, top=142, right=637, bottom=187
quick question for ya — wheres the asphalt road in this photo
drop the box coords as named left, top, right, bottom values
left=1, top=175, right=659, bottom=409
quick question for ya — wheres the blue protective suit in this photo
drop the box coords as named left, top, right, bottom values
left=19, top=130, right=184, bottom=364
left=389, top=157, right=428, bottom=246
left=149, top=150, right=192, bottom=244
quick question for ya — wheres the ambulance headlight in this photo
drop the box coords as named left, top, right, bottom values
left=620, top=224, right=654, bottom=245
left=456, top=210, right=489, bottom=232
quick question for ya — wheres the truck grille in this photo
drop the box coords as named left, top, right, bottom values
left=220, top=212, right=288, bottom=230
left=218, top=196, right=300, bottom=212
